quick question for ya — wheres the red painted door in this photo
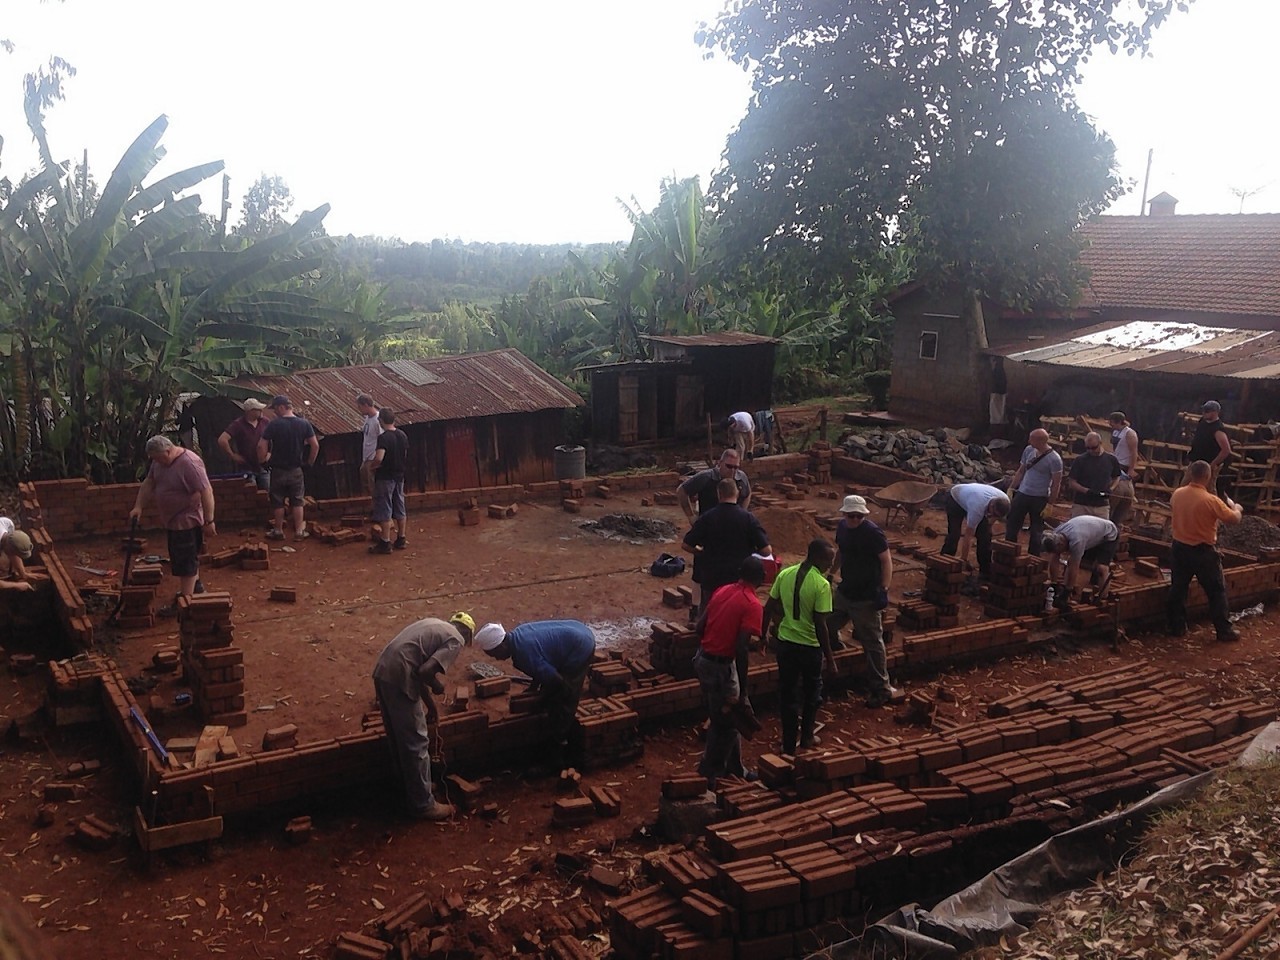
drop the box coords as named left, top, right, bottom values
left=444, top=422, right=478, bottom=489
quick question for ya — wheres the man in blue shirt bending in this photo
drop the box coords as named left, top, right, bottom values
left=475, top=619, right=596, bottom=772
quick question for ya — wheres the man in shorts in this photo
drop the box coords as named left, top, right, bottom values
left=258, top=395, right=319, bottom=541
left=129, top=435, right=216, bottom=611
left=1041, top=515, right=1120, bottom=609
left=369, top=408, right=408, bottom=554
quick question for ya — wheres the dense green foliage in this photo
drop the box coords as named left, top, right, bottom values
left=699, top=0, right=1183, bottom=312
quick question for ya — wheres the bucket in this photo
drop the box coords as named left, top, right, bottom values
left=554, top=444, right=587, bottom=480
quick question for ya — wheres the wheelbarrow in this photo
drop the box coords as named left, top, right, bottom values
left=867, top=480, right=938, bottom=531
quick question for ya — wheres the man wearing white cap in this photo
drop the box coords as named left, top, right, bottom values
left=217, top=398, right=271, bottom=490
left=826, top=496, right=898, bottom=708
left=371, top=612, right=475, bottom=821
left=475, top=619, right=596, bottom=772
left=0, top=517, right=34, bottom=591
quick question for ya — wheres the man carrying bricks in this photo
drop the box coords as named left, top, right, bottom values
left=1167, top=459, right=1244, bottom=642
left=0, top=517, right=34, bottom=591
left=762, top=538, right=837, bottom=754
left=368, top=407, right=408, bottom=554
left=372, top=611, right=475, bottom=820
left=475, top=619, right=596, bottom=773
left=129, top=435, right=216, bottom=614
left=694, top=556, right=765, bottom=786
left=683, top=478, right=772, bottom=619
left=942, top=482, right=1010, bottom=578
left=677, top=449, right=752, bottom=523
left=216, top=397, right=270, bottom=490
left=826, top=495, right=900, bottom=709
left=257, top=395, right=319, bottom=541
left=1041, top=515, right=1120, bottom=609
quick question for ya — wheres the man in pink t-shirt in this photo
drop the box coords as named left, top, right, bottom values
left=130, top=435, right=217, bottom=610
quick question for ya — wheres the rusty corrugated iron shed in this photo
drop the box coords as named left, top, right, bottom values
left=640, top=332, right=779, bottom=347
left=996, top=320, right=1280, bottom=380
left=228, top=349, right=582, bottom=437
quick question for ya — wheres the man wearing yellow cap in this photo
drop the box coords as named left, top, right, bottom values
left=0, top=516, right=34, bottom=591
left=371, top=612, right=475, bottom=821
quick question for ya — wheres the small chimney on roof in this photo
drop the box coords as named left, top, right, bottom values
left=1147, top=191, right=1178, bottom=217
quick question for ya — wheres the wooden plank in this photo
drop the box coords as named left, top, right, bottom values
left=133, top=806, right=223, bottom=852
left=193, top=724, right=229, bottom=769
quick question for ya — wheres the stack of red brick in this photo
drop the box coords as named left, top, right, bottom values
left=178, top=593, right=247, bottom=728
left=577, top=696, right=642, bottom=769
left=984, top=540, right=1049, bottom=617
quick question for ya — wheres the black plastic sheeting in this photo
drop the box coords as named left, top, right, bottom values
left=815, top=770, right=1214, bottom=960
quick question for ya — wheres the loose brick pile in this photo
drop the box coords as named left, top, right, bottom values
left=611, top=665, right=1277, bottom=959
left=178, top=593, right=247, bottom=728
left=649, top=622, right=700, bottom=679
left=984, top=539, right=1050, bottom=617
left=577, top=697, right=642, bottom=769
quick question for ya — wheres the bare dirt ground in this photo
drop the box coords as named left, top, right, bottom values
left=3, top=422, right=1280, bottom=960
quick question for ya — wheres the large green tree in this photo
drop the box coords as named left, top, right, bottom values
left=0, top=94, right=346, bottom=479
left=700, top=0, right=1186, bottom=350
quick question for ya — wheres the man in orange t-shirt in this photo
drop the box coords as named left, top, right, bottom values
left=1168, top=460, right=1243, bottom=641
left=694, top=557, right=765, bottom=786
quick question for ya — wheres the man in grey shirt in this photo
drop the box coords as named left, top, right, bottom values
left=371, top=613, right=474, bottom=820
left=1042, top=515, right=1119, bottom=606
left=1005, top=428, right=1063, bottom=556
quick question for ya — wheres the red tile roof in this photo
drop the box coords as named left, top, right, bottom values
left=1078, top=213, right=1280, bottom=320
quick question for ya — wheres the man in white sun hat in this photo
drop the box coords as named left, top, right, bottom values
left=475, top=619, right=596, bottom=772
left=825, top=495, right=899, bottom=708
left=371, top=611, right=475, bottom=821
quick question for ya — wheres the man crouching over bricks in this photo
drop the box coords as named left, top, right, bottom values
left=475, top=619, right=596, bottom=775
left=371, top=611, right=475, bottom=821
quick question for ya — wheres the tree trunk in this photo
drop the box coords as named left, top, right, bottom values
left=961, top=288, right=991, bottom=428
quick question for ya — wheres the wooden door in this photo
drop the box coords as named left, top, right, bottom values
left=675, top=374, right=702, bottom=438
left=618, top=375, right=639, bottom=443
left=444, top=421, right=478, bottom=489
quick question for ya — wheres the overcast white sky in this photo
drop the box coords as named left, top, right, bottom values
left=0, top=0, right=1275, bottom=243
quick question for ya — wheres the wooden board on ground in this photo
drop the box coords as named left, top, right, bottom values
left=133, top=806, right=223, bottom=854
left=193, top=724, right=229, bottom=768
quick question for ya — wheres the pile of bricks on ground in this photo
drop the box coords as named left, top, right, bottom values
left=649, top=621, right=700, bottom=679
left=45, top=654, right=113, bottom=727
left=610, top=664, right=1276, bottom=959
left=336, top=888, right=603, bottom=960
left=577, top=696, right=642, bottom=769
left=177, top=593, right=247, bottom=728
left=983, top=540, right=1050, bottom=617
left=14, top=486, right=93, bottom=646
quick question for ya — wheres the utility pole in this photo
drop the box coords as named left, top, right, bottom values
left=1138, top=148, right=1153, bottom=216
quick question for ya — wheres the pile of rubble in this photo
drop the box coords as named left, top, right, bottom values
left=839, top=428, right=1004, bottom=484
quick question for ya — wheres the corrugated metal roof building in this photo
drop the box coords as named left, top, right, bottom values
left=887, top=211, right=1280, bottom=427
left=189, top=349, right=583, bottom=497
left=583, top=332, right=778, bottom=444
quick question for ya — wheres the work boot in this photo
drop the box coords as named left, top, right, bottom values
left=369, top=540, right=393, bottom=555
left=266, top=529, right=285, bottom=541
left=1217, top=627, right=1242, bottom=643
left=393, top=537, right=407, bottom=550
left=412, top=800, right=455, bottom=821
left=800, top=734, right=821, bottom=749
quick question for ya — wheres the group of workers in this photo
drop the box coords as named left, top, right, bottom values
left=948, top=400, right=1245, bottom=643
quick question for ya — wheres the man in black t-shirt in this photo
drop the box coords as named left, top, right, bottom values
left=370, top=408, right=409, bottom=554
left=682, top=478, right=771, bottom=614
left=678, top=450, right=752, bottom=522
left=826, top=495, right=899, bottom=708
left=258, top=396, right=319, bottom=541
left=1188, top=400, right=1234, bottom=496
left=1067, top=432, right=1121, bottom=519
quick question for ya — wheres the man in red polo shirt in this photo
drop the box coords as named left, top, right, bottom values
left=693, top=556, right=765, bottom=786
